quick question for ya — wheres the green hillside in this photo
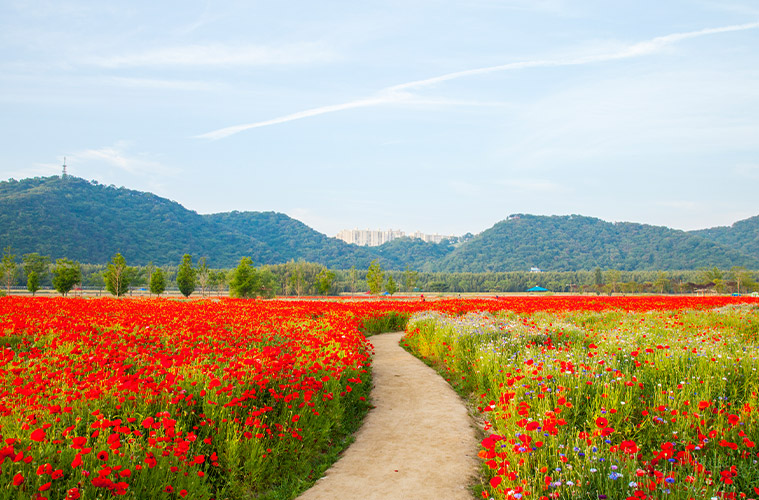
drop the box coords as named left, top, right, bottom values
left=0, top=176, right=260, bottom=266
left=438, top=214, right=759, bottom=272
left=691, top=215, right=759, bottom=258
left=372, top=237, right=455, bottom=271
left=203, top=211, right=378, bottom=268
left=1, top=176, right=757, bottom=271
left=0, top=176, right=410, bottom=268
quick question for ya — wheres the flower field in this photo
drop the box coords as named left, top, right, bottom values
left=404, top=300, right=759, bottom=499
left=0, top=297, right=382, bottom=500
left=1, top=295, right=758, bottom=499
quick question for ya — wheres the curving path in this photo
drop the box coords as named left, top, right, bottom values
left=296, top=332, right=479, bottom=500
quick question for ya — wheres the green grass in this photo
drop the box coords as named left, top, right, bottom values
left=359, top=311, right=410, bottom=336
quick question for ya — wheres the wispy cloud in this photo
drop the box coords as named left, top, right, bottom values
left=197, top=21, right=759, bottom=140
left=199, top=96, right=391, bottom=140
left=85, top=42, right=336, bottom=68
left=70, top=142, right=179, bottom=177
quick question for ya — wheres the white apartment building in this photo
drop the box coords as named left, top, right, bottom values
left=336, top=228, right=451, bottom=246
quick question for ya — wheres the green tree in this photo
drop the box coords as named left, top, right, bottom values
left=653, top=271, right=669, bottom=294
left=87, top=272, right=106, bottom=296
left=26, top=271, right=40, bottom=295
left=316, top=268, right=336, bottom=295
left=258, top=268, right=277, bottom=299
left=700, top=266, right=723, bottom=285
left=403, top=265, right=419, bottom=292
left=366, top=259, right=384, bottom=295
left=593, top=267, right=603, bottom=291
left=287, top=260, right=307, bottom=296
left=349, top=266, right=358, bottom=295
left=230, top=257, right=256, bottom=298
left=604, top=269, right=621, bottom=295
left=150, top=268, right=166, bottom=296
left=730, top=266, right=756, bottom=294
left=144, top=262, right=155, bottom=296
left=128, top=268, right=145, bottom=293
left=23, top=253, right=49, bottom=295
left=52, top=258, right=81, bottom=296
left=229, top=257, right=259, bottom=298
left=209, top=270, right=227, bottom=296
left=386, top=275, right=398, bottom=295
left=104, top=253, right=131, bottom=297
left=196, top=257, right=211, bottom=297
left=0, top=246, right=18, bottom=294
left=176, top=254, right=196, bottom=297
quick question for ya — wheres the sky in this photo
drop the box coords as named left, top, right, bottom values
left=1, top=0, right=758, bottom=237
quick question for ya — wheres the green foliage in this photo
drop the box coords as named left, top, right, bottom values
left=205, top=211, right=380, bottom=269
left=366, top=259, right=384, bottom=295
left=104, top=253, right=132, bottom=297
left=229, top=257, right=277, bottom=298
left=315, top=268, right=336, bottom=295
left=731, top=266, right=757, bottom=293
left=52, top=258, right=81, bottom=296
left=229, top=257, right=256, bottom=298
left=264, top=260, right=328, bottom=296
left=150, top=268, right=166, bottom=296
left=208, top=270, right=227, bottom=296
left=438, top=214, right=759, bottom=272
left=195, top=257, right=211, bottom=297
left=0, top=246, right=17, bottom=294
left=348, top=266, right=359, bottom=294
left=385, top=275, right=397, bottom=295
left=26, top=271, right=40, bottom=295
left=2, top=177, right=759, bottom=272
left=693, top=215, right=759, bottom=258
left=176, top=254, right=196, bottom=297
left=372, top=237, right=454, bottom=271
left=22, top=253, right=49, bottom=282
left=359, top=312, right=410, bottom=336
left=403, top=265, right=419, bottom=292
left=86, top=270, right=105, bottom=292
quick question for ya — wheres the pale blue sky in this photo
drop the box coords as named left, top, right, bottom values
left=2, top=1, right=758, bottom=236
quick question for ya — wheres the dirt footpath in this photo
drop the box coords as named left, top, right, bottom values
left=296, top=332, right=479, bottom=500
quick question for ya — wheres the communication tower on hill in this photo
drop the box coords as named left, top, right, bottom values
left=62, top=157, right=68, bottom=178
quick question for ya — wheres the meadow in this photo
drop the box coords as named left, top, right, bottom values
left=1, top=295, right=757, bottom=499
left=404, top=300, right=759, bottom=499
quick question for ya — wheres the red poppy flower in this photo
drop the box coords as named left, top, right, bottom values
left=30, top=428, right=46, bottom=442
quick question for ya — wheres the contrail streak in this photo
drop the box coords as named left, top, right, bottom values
left=197, top=21, right=759, bottom=140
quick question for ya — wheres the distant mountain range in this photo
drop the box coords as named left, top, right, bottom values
left=1, top=175, right=757, bottom=271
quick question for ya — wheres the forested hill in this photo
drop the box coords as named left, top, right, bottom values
left=0, top=176, right=441, bottom=268
left=1, top=176, right=757, bottom=270
left=0, top=176, right=266, bottom=266
left=438, top=214, right=759, bottom=272
left=691, top=215, right=759, bottom=258
left=202, top=211, right=379, bottom=268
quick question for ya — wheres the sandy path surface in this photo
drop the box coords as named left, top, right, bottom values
left=296, top=331, right=479, bottom=500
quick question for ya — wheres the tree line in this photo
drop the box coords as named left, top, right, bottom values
left=1, top=246, right=757, bottom=298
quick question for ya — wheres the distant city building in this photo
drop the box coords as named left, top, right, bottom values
left=336, top=228, right=453, bottom=246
